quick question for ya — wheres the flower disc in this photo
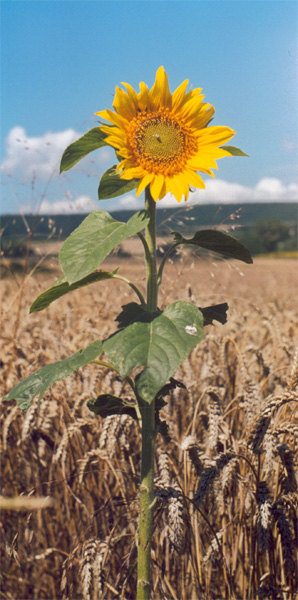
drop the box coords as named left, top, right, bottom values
left=96, top=67, right=236, bottom=202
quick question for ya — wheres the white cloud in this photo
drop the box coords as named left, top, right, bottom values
left=17, top=176, right=297, bottom=215
left=119, top=177, right=298, bottom=209
left=118, top=193, right=143, bottom=210
left=282, top=138, right=296, bottom=153
left=200, top=177, right=298, bottom=204
left=1, top=126, right=112, bottom=180
left=20, top=195, right=97, bottom=215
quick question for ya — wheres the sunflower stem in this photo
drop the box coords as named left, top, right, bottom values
left=144, top=188, right=158, bottom=312
left=136, top=187, right=157, bottom=600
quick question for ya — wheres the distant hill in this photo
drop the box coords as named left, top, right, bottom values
left=1, top=203, right=297, bottom=241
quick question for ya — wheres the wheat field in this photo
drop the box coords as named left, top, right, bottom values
left=1, top=254, right=298, bottom=600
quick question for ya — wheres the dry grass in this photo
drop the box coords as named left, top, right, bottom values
left=1, top=254, right=298, bottom=599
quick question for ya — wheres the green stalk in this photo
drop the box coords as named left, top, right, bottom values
left=136, top=187, right=157, bottom=600
left=157, top=241, right=181, bottom=286
left=112, top=273, right=146, bottom=305
left=144, top=187, right=158, bottom=312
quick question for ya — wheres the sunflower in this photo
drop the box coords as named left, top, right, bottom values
left=96, top=67, right=235, bottom=202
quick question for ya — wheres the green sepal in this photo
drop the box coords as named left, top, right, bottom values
left=98, top=165, right=139, bottom=200
left=30, top=270, right=119, bottom=313
left=60, top=128, right=108, bottom=173
left=221, top=145, right=249, bottom=157
left=59, top=209, right=149, bottom=285
left=103, top=301, right=204, bottom=404
left=87, top=394, right=137, bottom=419
left=172, top=230, right=253, bottom=264
left=3, top=341, right=103, bottom=412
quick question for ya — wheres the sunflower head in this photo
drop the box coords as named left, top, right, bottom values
left=96, top=66, right=235, bottom=202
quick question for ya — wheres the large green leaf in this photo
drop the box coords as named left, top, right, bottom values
left=103, top=301, right=204, bottom=404
left=30, top=270, right=119, bottom=313
left=172, top=230, right=253, bottom=264
left=3, top=341, right=103, bottom=412
left=59, top=209, right=149, bottom=284
left=98, top=165, right=139, bottom=200
left=60, top=128, right=108, bottom=173
left=221, top=145, right=249, bottom=157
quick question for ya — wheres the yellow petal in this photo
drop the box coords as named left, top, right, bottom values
left=166, top=175, right=188, bottom=202
left=136, top=173, right=154, bottom=196
left=121, top=82, right=139, bottom=108
left=188, top=154, right=218, bottom=171
left=158, top=180, right=168, bottom=200
left=97, top=108, right=128, bottom=130
left=149, top=66, right=172, bottom=110
left=198, top=126, right=236, bottom=146
left=102, top=128, right=126, bottom=143
left=172, top=79, right=189, bottom=112
left=150, top=174, right=166, bottom=201
left=179, top=93, right=207, bottom=121
left=95, top=109, right=112, bottom=121
left=120, top=165, right=145, bottom=179
left=183, top=170, right=205, bottom=189
left=113, top=86, right=136, bottom=120
left=137, top=82, right=150, bottom=112
left=189, top=105, right=215, bottom=129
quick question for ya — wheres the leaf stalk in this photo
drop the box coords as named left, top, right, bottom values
left=112, top=273, right=146, bottom=306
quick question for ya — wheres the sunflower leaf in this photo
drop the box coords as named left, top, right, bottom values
left=171, top=230, right=253, bottom=264
left=103, top=301, right=204, bottom=404
left=59, top=209, right=149, bottom=284
left=221, top=145, right=249, bottom=157
left=98, top=165, right=139, bottom=200
left=3, top=341, right=103, bottom=412
left=30, top=270, right=119, bottom=313
left=60, top=128, right=108, bottom=173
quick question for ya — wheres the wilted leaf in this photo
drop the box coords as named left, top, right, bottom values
left=87, top=394, right=137, bottom=419
left=199, top=303, right=229, bottom=326
left=115, top=302, right=161, bottom=329
left=156, top=377, right=187, bottom=399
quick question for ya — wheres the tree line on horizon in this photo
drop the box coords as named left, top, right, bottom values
left=1, top=202, right=297, bottom=259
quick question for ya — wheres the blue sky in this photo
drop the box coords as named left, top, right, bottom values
left=1, top=0, right=297, bottom=214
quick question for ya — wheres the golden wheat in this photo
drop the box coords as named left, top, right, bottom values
left=1, top=257, right=297, bottom=599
